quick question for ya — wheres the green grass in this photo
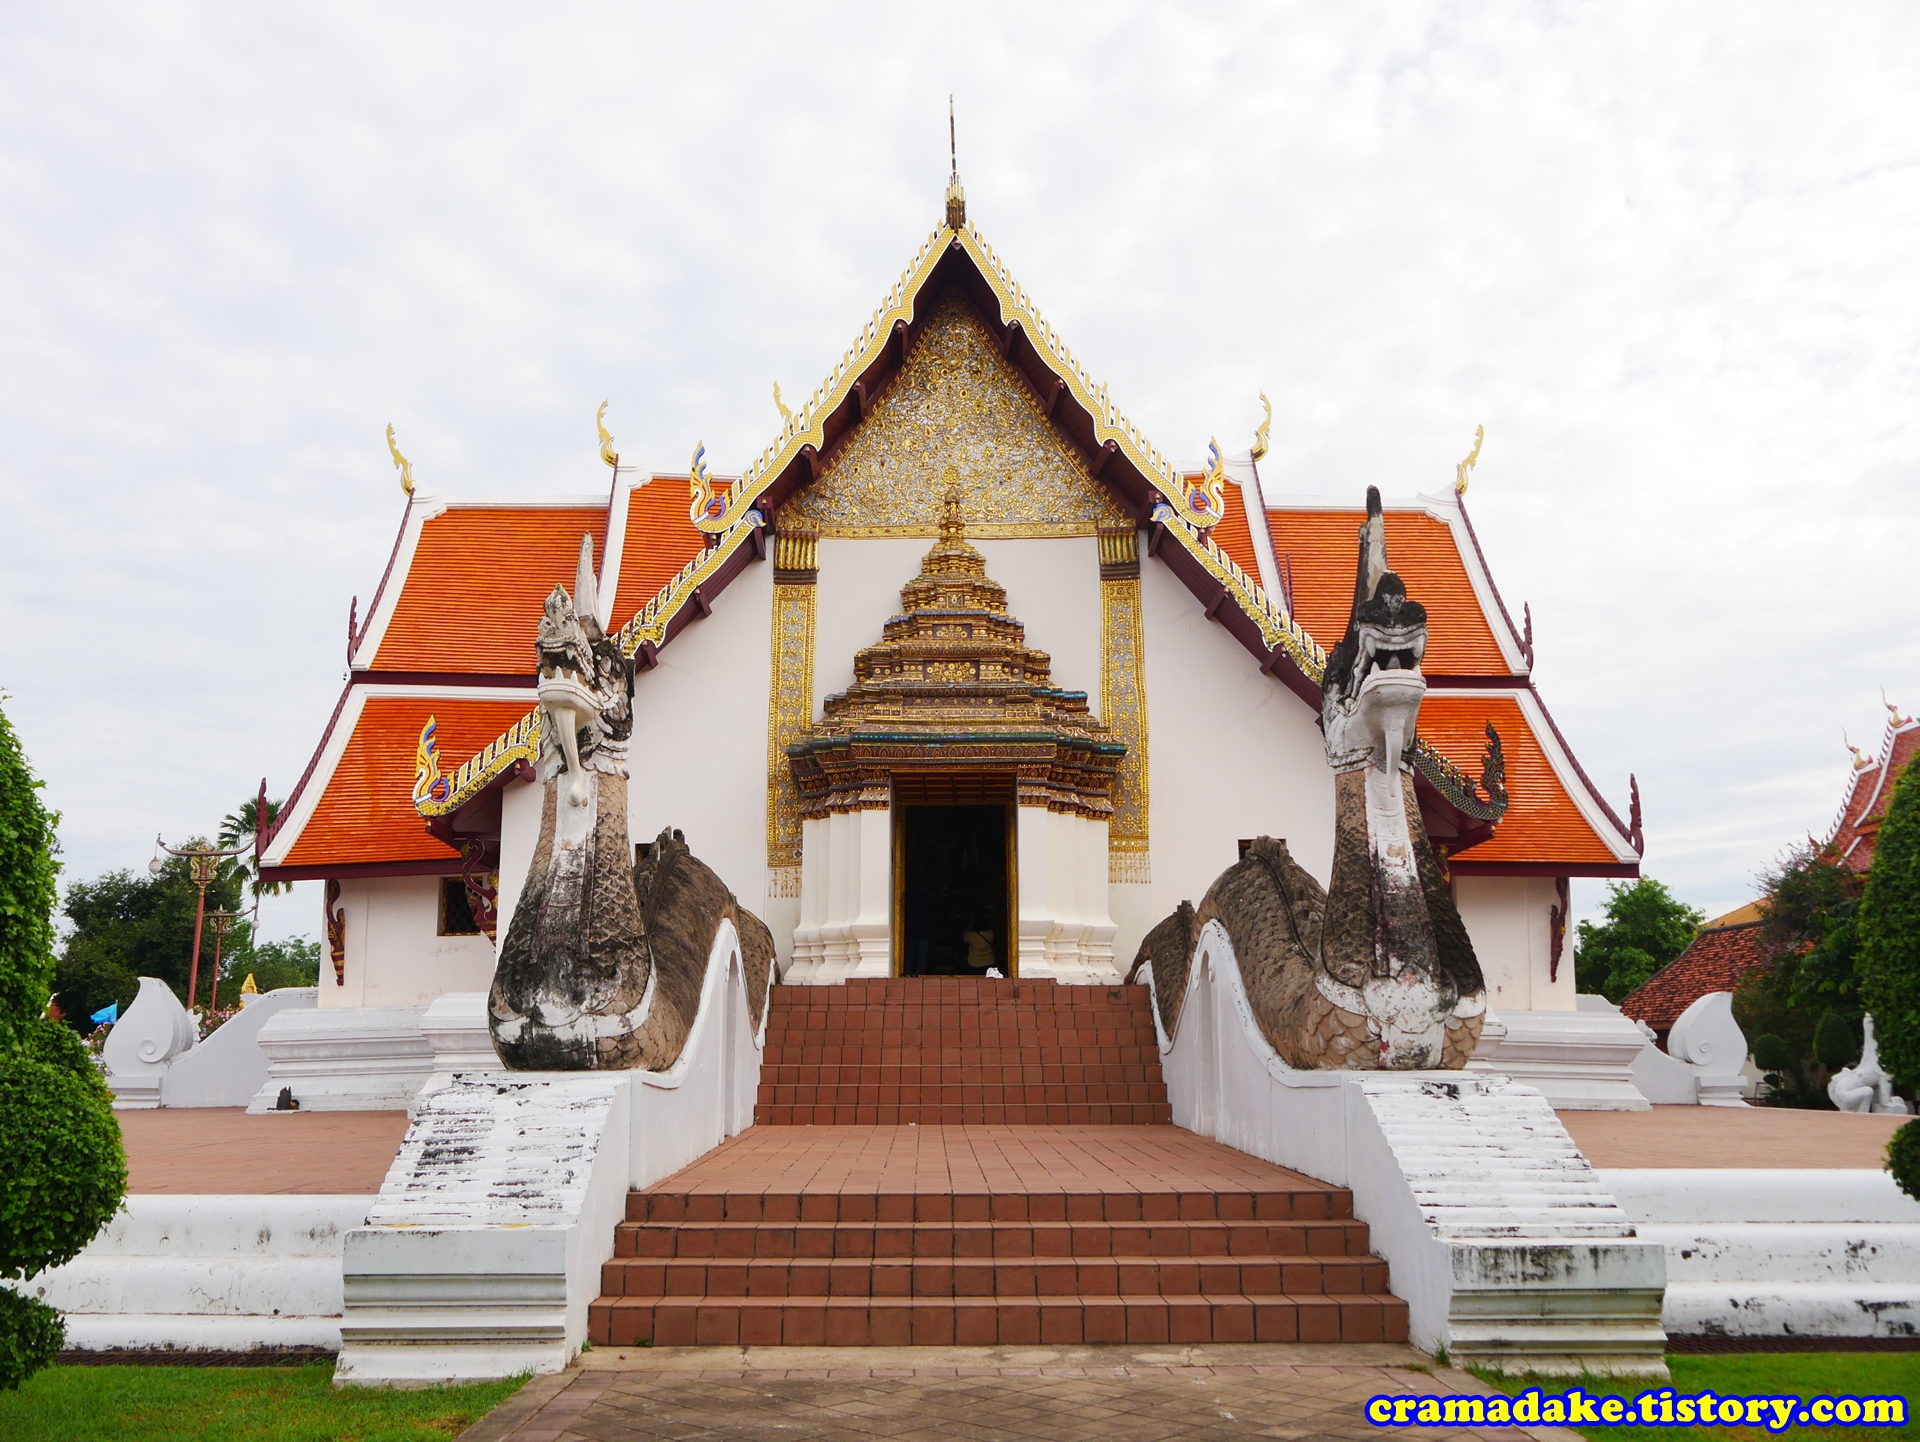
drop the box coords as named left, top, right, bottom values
left=1473, top=1353, right=1920, bottom=1442
left=0, top=1361, right=526, bottom=1441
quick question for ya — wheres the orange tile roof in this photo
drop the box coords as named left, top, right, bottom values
left=1268, top=509, right=1510, bottom=675
left=1830, top=720, right=1919, bottom=873
left=610, top=480, right=709, bottom=628
left=371, top=506, right=607, bottom=674
left=1621, top=923, right=1770, bottom=1032
left=282, top=697, right=532, bottom=868
left=1418, top=694, right=1620, bottom=866
left=1208, top=480, right=1262, bottom=583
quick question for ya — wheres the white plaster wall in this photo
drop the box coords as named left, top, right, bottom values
left=1137, top=558, right=1334, bottom=962
left=812, top=536, right=1104, bottom=712
left=323, top=876, right=495, bottom=1011
left=626, top=557, right=773, bottom=915
left=494, top=775, right=541, bottom=948
left=1456, top=874, right=1573, bottom=1012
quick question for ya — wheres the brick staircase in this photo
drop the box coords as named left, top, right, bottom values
left=753, top=977, right=1172, bottom=1126
left=589, top=978, right=1409, bottom=1348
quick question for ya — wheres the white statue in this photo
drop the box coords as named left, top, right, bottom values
left=1828, top=1015, right=1911, bottom=1115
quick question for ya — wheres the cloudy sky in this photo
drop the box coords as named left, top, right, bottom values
left=2, top=3, right=1916, bottom=943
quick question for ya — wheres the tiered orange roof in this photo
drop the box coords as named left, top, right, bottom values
left=279, top=697, right=533, bottom=871
left=1416, top=695, right=1622, bottom=868
left=1269, top=507, right=1511, bottom=676
left=370, top=506, right=607, bottom=675
left=609, top=480, right=710, bottom=627
left=1830, top=713, right=1919, bottom=872
left=1208, top=480, right=1262, bottom=583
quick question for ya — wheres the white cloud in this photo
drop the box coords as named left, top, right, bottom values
left=1, top=2, right=1915, bottom=941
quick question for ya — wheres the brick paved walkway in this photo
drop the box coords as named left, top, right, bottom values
left=1558, top=1105, right=1906, bottom=1168
left=459, top=1345, right=1574, bottom=1442
left=117, top=1107, right=408, bottom=1193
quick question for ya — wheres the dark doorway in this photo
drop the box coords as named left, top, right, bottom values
left=896, top=803, right=1012, bottom=977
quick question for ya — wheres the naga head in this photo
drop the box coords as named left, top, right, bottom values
left=1321, top=489, right=1429, bottom=779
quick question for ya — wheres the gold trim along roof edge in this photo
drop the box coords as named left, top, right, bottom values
left=687, top=221, right=1226, bottom=539
left=413, top=513, right=765, bottom=819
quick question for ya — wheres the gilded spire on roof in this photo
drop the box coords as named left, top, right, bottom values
left=386, top=424, right=415, bottom=496
left=945, top=95, right=966, bottom=229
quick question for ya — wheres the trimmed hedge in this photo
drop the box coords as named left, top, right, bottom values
left=0, top=700, right=126, bottom=1390
left=1861, top=755, right=1920, bottom=1088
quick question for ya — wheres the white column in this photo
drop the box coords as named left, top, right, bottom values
left=1015, top=806, right=1121, bottom=985
left=788, top=805, right=892, bottom=983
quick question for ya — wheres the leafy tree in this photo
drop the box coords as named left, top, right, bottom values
left=218, top=794, right=287, bottom=901
left=1859, top=757, right=1920, bottom=1196
left=219, top=935, right=321, bottom=995
left=1735, top=840, right=1872, bottom=1108
left=1574, top=878, right=1704, bottom=1004
left=0, top=697, right=126, bottom=1389
left=52, top=853, right=247, bottom=1027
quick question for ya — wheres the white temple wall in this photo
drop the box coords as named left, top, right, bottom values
left=626, top=558, right=773, bottom=916
left=493, top=776, right=542, bottom=949
left=1135, top=559, right=1335, bottom=965
left=323, top=875, right=495, bottom=1011
left=812, top=537, right=1104, bottom=713
left=1455, top=874, right=1573, bottom=1013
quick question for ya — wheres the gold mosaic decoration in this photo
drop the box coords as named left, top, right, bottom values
left=1100, top=550, right=1150, bottom=881
left=765, top=569, right=818, bottom=872
left=783, top=295, right=1132, bottom=539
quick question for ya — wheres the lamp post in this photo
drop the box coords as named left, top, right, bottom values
left=205, top=909, right=244, bottom=1015
left=152, top=836, right=247, bottom=1014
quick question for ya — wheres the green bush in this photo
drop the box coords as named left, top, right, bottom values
left=1751, top=1033, right=1792, bottom=1072
left=0, top=699, right=126, bottom=1390
left=1889, top=1118, right=1920, bottom=1204
left=1813, top=1009, right=1861, bottom=1070
left=1861, top=758, right=1920, bottom=1087
left=1575, top=878, right=1703, bottom=1004
left=0, top=1291, right=62, bottom=1394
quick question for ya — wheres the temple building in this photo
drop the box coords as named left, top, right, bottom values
left=256, top=192, right=1641, bottom=1091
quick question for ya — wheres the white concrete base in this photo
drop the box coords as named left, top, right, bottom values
left=338, top=917, right=769, bottom=1385
left=247, top=1006, right=433, bottom=1113
left=1601, top=1168, right=1920, bottom=1339
left=13, top=1194, right=370, bottom=1353
left=1149, top=920, right=1668, bottom=1377
left=162, top=988, right=317, bottom=1108
left=1467, top=1002, right=1653, bottom=1110
left=412, top=992, right=507, bottom=1113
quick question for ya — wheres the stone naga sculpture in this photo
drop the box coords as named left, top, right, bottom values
left=1133, top=487, right=1486, bottom=1069
left=490, top=536, right=774, bottom=1070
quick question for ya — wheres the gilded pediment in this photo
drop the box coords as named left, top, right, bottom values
left=782, top=292, right=1132, bottom=539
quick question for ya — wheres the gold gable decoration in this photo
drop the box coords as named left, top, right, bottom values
left=786, top=486, right=1124, bottom=820
left=782, top=294, right=1132, bottom=539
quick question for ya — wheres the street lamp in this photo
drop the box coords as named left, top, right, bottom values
left=205, top=909, right=245, bottom=1015
left=152, top=835, right=247, bottom=1013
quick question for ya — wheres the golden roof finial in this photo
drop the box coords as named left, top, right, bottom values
left=1454, top=425, right=1484, bottom=497
left=773, top=382, right=795, bottom=428
left=1845, top=729, right=1873, bottom=772
left=1884, top=688, right=1912, bottom=727
left=945, top=95, right=966, bottom=229
left=596, top=401, right=619, bottom=470
left=386, top=424, right=415, bottom=496
left=240, top=973, right=258, bottom=995
left=1251, top=393, right=1272, bottom=462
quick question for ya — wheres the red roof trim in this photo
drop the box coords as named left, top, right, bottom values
left=257, top=678, right=353, bottom=856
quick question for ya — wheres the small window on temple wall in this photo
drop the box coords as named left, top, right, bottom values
left=438, top=877, right=481, bottom=936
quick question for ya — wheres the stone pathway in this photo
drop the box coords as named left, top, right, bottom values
left=1557, top=1104, right=1905, bottom=1168
left=458, top=1344, right=1578, bottom=1442
left=116, top=1107, right=408, bottom=1193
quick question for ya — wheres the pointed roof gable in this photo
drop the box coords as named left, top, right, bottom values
left=1828, top=706, right=1920, bottom=872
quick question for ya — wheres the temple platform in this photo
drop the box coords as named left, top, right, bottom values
left=117, top=1108, right=409, bottom=1194
left=1559, top=1105, right=1905, bottom=1169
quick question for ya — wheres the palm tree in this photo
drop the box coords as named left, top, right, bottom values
left=219, top=795, right=288, bottom=899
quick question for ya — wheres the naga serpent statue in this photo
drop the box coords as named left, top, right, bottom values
left=1131, top=487, right=1486, bottom=1069
left=489, top=536, right=775, bottom=1070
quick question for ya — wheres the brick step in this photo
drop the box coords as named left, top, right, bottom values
left=588, top=1292, right=1410, bottom=1348
left=614, top=1218, right=1374, bottom=1261
left=757, top=980, right=1170, bottom=1126
left=601, top=1254, right=1393, bottom=1298
left=632, top=1188, right=1352, bottom=1224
